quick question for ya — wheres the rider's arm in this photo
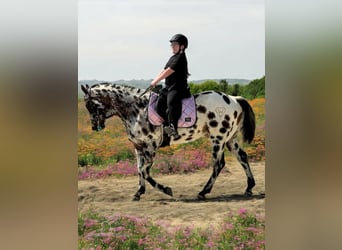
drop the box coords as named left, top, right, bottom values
left=150, top=67, right=174, bottom=87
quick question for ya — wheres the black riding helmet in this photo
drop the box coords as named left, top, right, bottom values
left=169, top=34, right=188, bottom=49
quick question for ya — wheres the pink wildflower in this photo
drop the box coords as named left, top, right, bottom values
left=206, top=241, right=215, bottom=248
left=138, top=238, right=145, bottom=246
left=225, top=222, right=234, bottom=230
left=238, top=207, right=247, bottom=215
left=113, top=226, right=124, bottom=232
left=84, top=219, right=97, bottom=228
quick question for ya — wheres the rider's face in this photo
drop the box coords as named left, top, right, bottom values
left=170, top=42, right=182, bottom=54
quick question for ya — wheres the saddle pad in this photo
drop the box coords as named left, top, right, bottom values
left=148, top=92, right=196, bottom=128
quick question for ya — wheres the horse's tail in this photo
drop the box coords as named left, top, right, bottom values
left=236, top=97, right=256, bottom=144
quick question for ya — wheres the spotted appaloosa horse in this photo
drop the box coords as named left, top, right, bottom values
left=81, top=83, right=256, bottom=201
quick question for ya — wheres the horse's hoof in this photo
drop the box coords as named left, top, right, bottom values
left=197, top=193, right=206, bottom=200
left=132, top=196, right=140, bottom=201
left=165, top=187, right=173, bottom=197
left=244, top=190, right=253, bottom=197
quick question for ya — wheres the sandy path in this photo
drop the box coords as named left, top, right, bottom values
left=78, top=161, right=265, bottom=228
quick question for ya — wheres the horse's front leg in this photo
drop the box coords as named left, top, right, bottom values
left=133, top=149, right=173, bottom=201
left=133, top=150, right=146, bottom=201
left=198, top=146, right=226, bottom=200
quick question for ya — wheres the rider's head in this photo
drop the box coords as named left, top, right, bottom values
left=169, top=34, right=188, bottom=53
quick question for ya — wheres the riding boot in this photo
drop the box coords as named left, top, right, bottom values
left=164, top=119, right=180, bottom=139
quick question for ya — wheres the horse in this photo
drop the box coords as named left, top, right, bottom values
left=81, top=83, right=256, bottom=201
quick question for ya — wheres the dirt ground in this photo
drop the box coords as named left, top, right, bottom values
left=78, top=161, right=265, bottom=228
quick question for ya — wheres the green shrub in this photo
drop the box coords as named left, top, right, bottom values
left=78, top=153, right=104, bottom=167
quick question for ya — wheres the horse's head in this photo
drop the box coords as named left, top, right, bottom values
left=81, top=84, right=115, bottom=131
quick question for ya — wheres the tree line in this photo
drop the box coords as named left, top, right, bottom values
left=189, top=76, right=265, bottom=99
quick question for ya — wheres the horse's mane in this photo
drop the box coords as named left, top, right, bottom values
left=90, top=82, right=146, bottom=96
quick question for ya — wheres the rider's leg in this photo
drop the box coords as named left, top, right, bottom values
left=165, top=90, right=182, bottom=137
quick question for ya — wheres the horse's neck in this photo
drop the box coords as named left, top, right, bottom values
left=113, top=93, right=149, bottom=132
left=92, top=84, right=149, bottom=135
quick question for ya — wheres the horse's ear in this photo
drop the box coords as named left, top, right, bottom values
left=81, top=85, right=88, bottom=95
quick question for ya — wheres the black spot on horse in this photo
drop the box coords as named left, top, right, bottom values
left=197, top=105, right=207, bottom=113
left=224, top=115, right=230, bottom=121
left=201, top=91, right=212, bottom=95
left=209, top=120, right=218, bottom=127
left=148, top=123, right=155, bottom=133
left=222, top=120, right=230, bottom=129
left=142, top=127, right=148, bottom=136
left=223, top=95, right=230, bottom=104
left=213, top=145, right=220, bottom=152
left=216, top=135, right=223, bottom=141
left=234, top=111, right=238, bottom=118
left=219, top=128, right=227, bottom=134
left=207, top=112, right=215, bottom=120
left=144, top=151, right=151, bottom=158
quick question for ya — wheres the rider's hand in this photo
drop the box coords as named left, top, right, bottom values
left=151, top=80, right=158, bottom=87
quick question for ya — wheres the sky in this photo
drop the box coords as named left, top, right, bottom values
left=78, top=0, right=264, bottom=81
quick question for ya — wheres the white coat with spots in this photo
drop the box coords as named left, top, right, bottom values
left=81, top=83, right=256, bottom=200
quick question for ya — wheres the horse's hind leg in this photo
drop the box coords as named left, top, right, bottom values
left=198, top=144, right=226, bottom=200
left=226, top=138, right=255, bottom=196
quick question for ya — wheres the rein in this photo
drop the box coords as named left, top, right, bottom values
left=128, top=85, right=161, bottom=105
left=138, top=85, right=154, bottom=98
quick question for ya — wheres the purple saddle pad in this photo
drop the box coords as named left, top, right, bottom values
left=148, top=92, right=196, bottom=127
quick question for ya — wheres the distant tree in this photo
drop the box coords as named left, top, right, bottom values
left=241, top=76, right=265, bottom=99
left=219, top=79, right=228, bottom=93
left=200, top=80, right=221, bottom=92
left=189, top=80, right=220, bottom=94
left=232, top=83, right=241, bottom=96
left=189, top=76, right=265, bottom=99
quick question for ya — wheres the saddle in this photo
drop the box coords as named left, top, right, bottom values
left=148, top=92, right=196, bottom=127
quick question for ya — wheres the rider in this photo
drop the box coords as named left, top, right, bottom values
left=150, top=34, right=191, bottom=138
